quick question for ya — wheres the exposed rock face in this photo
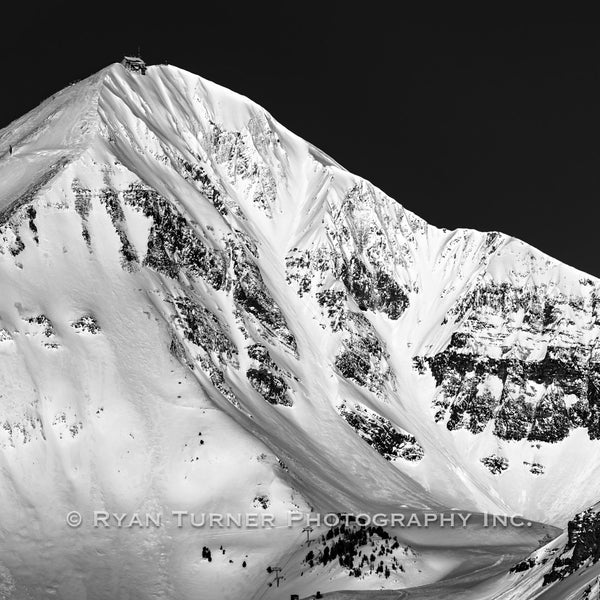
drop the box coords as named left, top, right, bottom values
left=0, top=203, right=29, bottom=256
left=542, top=508, right=600, bottom=585
left=123, top=183, right=226, bottom=286
left=246, top=344, right=291, bottom=406
left=340, top=257, right=409, bottom=320
left=417, top=280, right=600, bottom=444
left=507, top=504, right=600, bottom=594
left=480, top=454, right=508, bottom=475
left=335, top=312, right=393, bottom=396
left=338, top=402, right=424, bottom=462
left=174, top=297, right=237, bottom=365
left=100, top=187, right=139, bottom=270
left=24, top=314, right=58, bottom=348
left=232, top=256, right=297, bottom=354
left=71, top=315, right=101, bottom=334
left=210, top=120, right=278, bottom=216
left=285, top=181, right=414, bottom=326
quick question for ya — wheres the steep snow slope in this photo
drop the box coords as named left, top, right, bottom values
left=0, top=62, right=597, bottom=598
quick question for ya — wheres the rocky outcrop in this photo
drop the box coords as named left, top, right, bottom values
left=72, top=179, right=92, bottom=248
left=209, top=120, right=278, bottom=216
left=71, top=315, right=101, bottom=334
left=174, top=297, right=237, bottom=365
left=337, top=401, right=423, bottom=462
left=123, top=183, right=226, bottom=287
left=24, top=314, right=58, bottom=349
left=100, top=187, right=139, bottom=270
left=171, top=295, right=242, bottom=408
left=340, top=257, right=408, bottom=320
left=245, top=343, right=291, bottom=406
left=231, top=251, right=297, bottom=354
left=480, top=454, right=509, bottom=475
left=285, top=182, right=413, bottom=323
left=543, top=508, right=600, bottom=585
left=335, top=312, right=393, bottom=395
left=417, top=280, right=600, bottom=444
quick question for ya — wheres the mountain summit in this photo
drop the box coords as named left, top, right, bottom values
left=0, top=62, right=598, bottom=599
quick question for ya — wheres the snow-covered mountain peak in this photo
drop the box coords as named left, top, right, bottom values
left=1, top=60, right=600, bottom=599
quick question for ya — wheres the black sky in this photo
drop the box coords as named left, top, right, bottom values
left=1, top=8, right=599, bottom=275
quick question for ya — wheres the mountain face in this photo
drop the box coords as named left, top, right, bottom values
left=0, top=62, right=598, bottom=599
